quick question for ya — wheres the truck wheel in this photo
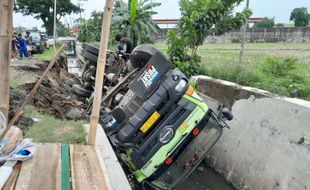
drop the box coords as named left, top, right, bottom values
left=130, top=44, right=159, bottom=68
left=82, top=51, right=98, bottom=63
left=83, top=43, right=99, bottom=56
left=72, top=84, right=92, bottom=97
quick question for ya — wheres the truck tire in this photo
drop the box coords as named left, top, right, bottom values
left=82, top=51, right=98, bottom=64
left=83, top=43, right=99, bottom=56
left=130, top=44, right=159, bottom=68
left=71, top=84, right=92, bottom=97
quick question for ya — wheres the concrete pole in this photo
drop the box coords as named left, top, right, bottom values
left=239, top=0, right=250, bottom=64
left=88, top=0, right=115, bottom=145
left=0, top=0, right=13, bottom=120
left=53, top=0, right=57, bottom=48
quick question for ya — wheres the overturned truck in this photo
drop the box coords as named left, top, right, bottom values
left=80, top=44, right=233, bottom=190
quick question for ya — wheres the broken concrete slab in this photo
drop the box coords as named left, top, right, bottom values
left=191, top=75, right=275, bottom=108
left=192, top=75, right=310, bottom=190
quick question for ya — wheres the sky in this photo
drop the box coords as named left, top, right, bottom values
left=13, top=0, right=310, bottom=31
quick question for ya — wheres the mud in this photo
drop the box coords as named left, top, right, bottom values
left=9, top=56, right=88, bottom=129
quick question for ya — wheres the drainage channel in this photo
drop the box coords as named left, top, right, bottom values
left=66, top=56, right=234, bottom=190
left=179, top=162, right=234, bottom=190
left=67, top=57, right=82, bottom=75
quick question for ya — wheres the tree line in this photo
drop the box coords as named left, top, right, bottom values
left=253, top=7, right=310, bottom=28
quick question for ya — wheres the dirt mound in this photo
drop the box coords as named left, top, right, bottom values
left=9, top=56, right=88, bottom=125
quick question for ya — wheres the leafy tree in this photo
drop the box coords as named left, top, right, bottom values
left=290, top=7, right=310, bottom=27
left=253, top=17, right=275, bottom=28
left=112, top=0, right=161, bottom=46
left=167, top=0, right=252, bottom=77
left=57, top=22, right=71, bottom=37
left=77, top=18, right=100, bottom=42
left=16, top=0, right=81, bottom=35
left=76, top=11, right=103, bottom=42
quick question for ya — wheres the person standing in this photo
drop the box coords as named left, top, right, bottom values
left=17, top=34, right=28, bottom=60
left=25, top=31, right=32, bottom=59
left=11, top=32, right=19, bottom=60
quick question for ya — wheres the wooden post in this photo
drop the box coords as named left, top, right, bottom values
left=0, top=0, right=13, bottom=119
left=88, top=0, right=115, bottom=145
left=239, top=0, right=250, bottom=64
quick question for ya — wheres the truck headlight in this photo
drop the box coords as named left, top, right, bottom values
left=175, top=79, right=187, bottom=92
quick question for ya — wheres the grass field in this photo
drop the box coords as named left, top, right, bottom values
left=155, top=43, right=310, bottom=100
left=25, top=106, right=86, bottom=144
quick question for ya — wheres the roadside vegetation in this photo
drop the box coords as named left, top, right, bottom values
left=157, top=43, right=310, bottom=100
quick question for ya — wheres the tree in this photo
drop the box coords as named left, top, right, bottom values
left=167, top=0, right=252, bottom=77
left=112, top=0, right=161, bottom=46
left=16, top=0, right=81, bottom=35
left=76, top=11, right=103, bottom=42
left=57, top=22, right=70, bottom=37
left=290, top=7, right=309, bottom=27
left=253, top=17, right=275, bottom=28
left=77, top=18, right=100, bottom=42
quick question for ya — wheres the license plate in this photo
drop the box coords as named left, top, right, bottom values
left=140, top=111, right=160, bottom=133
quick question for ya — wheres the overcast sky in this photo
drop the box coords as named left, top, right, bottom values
left=13, top=0, right=310, bottom=31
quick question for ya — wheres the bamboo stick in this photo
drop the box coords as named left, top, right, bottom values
left=88, top=0, right=115, bottom=145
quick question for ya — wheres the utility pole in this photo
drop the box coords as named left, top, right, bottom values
left=53, top=0, right=57, bottom=49
left=239, top=0, right=250, bottom=64
left=0, top=0, right=13, bottom=120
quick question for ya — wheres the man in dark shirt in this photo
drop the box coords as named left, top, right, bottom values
left=12, top=32, right=19, bottom=60
left=115, top=34, right=134, bottom=54
left=17, top=34, right=28, bottom=59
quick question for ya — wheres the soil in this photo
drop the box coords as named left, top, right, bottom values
left=9, top=56, right=88, bottom=132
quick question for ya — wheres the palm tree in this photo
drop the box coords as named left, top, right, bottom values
left=112, top=0, right=161, bottom=46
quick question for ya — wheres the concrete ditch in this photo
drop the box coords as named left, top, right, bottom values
left=191, top=75, right=310, bottom=190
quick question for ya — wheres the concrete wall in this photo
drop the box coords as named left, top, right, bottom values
left=191, top=76, right=310, bottom=190
left=207, top=27, right=310, bottom=43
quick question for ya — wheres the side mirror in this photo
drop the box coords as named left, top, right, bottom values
left=222, top=107, right=233, bottom=121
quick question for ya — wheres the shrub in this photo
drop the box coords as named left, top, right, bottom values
left=199, top=63, right=260, bottom=86
left=262, top=57, right=298, bottom=77
left=174, top=56, right=201, bottom=77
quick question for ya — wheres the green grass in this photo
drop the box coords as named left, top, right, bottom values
left=24, top=106, right=87, bottom=144
left=156, top=42, right=310, bottom=100
left=10, top=75, right=36, bottom=89
left=34, top=46, right=60, bottom=61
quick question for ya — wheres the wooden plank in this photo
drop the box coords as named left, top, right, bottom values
left=3, top=161, right=17, bottom=167
left=61, top=144, right=71, bottom=190
left=94, top=147, right=112, bottom=190
left=70, top=145, right=110, bottom=190
left=14, top=143, right=61, bottom=190
left=2, top=162, right=21, bottom=190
